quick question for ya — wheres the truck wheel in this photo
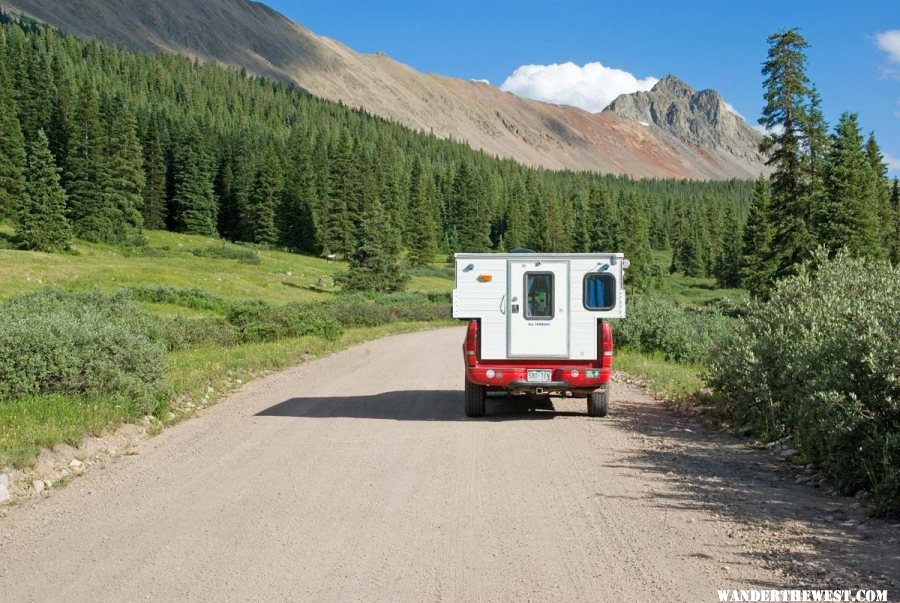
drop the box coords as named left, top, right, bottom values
left=587, top=386, right=610, bottom=417
left=465, top=381, right=486, bottom=417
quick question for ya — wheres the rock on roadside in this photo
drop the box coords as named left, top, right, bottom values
left=0, top=474, right=10, bottom=504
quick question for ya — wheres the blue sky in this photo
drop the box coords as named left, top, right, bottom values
left=265, top=0, right=898, bottom=174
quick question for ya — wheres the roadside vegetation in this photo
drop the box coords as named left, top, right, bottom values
left=0, top=231, right=452, bottom=468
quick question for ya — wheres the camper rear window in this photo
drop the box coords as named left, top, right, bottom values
left=584, top=273, right=616, bottom=310
left=525, top=273, right=554, bottom=319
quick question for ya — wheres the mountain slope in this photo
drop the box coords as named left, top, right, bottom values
left=1, top=0, right=766, bottom=180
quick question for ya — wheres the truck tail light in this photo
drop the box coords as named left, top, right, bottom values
left=464, top=320, right=478, bottom=368
left=600, top=320, right=613, bottom=370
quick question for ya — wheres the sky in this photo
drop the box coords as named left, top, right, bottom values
left=264, top=0, right=899, bottom=174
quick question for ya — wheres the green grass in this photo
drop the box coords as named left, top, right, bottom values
left=647, top=250, right=747, bottom=307
left=0, top=395, right=134, bottom=468
left=0, top=229, right=451, bottom=304
left=614, top=348, right=705, bottom=401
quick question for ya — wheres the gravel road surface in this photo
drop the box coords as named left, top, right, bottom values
left=1, top=327, right=897, bottom=601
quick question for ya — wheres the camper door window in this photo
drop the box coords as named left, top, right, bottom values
left=584, top=273, right=616, bottom=310
left=525, top=273, right=554, bottom=319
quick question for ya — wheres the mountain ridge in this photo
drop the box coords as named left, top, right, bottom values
left=1, top=0, right=767, bottom=180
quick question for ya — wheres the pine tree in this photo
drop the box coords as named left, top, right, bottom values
left=619, top=193, right=654, bottom=290
left=99, top=97, right=144, bottom=240
left=374, top=139, right=404, bottom=258
left=570, top=186, right=590, bottom=252
left=141, top=116, right=167, bottom=230
left=170, top=128, right=218, bottom=235
left=585, top=185, right=620, bottom=251
left=279, top=128, right=320, bottom=253
left=759, top=28, right=817, bottom=278
left=801, top=88, right=830, bottom=242
left=714, top=207, right=743, bottom=288
left=407, top=158, right=437, bottom=266
left=65, top=81, right=107, bottom=240
left=19, top=42, right=54, bottom=140
left=534, top=191, right=567, bottom=252
left=0, top=58, right=26, bottom=221
left=816, top=113, right=882, bottom=258
left=18, top=129, right=71, bottom=251
left=47, top=53, right=71, bottom=167
left=503, top=178, right=529, bottom=250
left=741, top=176, right=777, bottom=298
left=215, top=139, right=252, bottom=241
left=325, top=132, right=355, bottom=256
left=451, top=161, right=491, bottom=252
left=248, top=155, right=282, bottom=246
left=864, top=133, right=894, bottom=255
left=338, top=170, right=408, bottom=293
left=889, top=179, right=900, bottom=264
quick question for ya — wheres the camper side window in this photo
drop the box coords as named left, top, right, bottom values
left=525, top=273, right=554, bottom=319
left=584, top=273, right=616, bottom=310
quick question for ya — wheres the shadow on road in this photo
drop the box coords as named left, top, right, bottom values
left=257, top=390, right=584, bottom=421
left=609, top=395, right=900, bottom=590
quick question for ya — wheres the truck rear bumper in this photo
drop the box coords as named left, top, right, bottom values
left=465, top=365, right=610, bottom=391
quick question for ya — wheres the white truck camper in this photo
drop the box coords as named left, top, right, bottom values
left=452, top=251, right=627, bottom=417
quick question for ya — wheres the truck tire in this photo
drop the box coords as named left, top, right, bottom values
left=465, top=381, right=486, bottom=417
left=587, top=386, right=610, bottom=417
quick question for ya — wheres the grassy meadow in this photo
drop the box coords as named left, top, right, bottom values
left=0, top=229, right=454, bottom=468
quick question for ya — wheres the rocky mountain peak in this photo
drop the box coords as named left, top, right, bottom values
left=651, top=74, right=696, bottom=97
left=604, top=75, right=765, bottom=170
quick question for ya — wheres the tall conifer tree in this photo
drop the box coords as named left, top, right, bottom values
left=816, top=113, right=882, bottom=258
left=170, top=128, right=218, bottom=236
left=100, top=97, right=144, bottom=240
left=65, top=81, right=106, bottom=240
left=407, top=158, right=437, bottom=266
left=248, top=155, right=282, bottom=246
left=18, top=129, right=71, bottom=251
left=759, top=28, right=816, bottom=277
left=325, top=132, right=355, bottom=256
left=141, top=116, right=167, bottom=230
left=0, top=58, right=26, bottom=221
left=741, top=176, right=777, bottom=298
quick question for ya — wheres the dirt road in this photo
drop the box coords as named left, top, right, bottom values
left=1, top=327, right=897, bottom=601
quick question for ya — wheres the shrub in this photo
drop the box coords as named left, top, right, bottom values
left=226, top=300, right=343, bottom=342
left=327, top=292, right=452, bottom=328
left=157, top=316, right=237, bottom=351
left=406, top=265, right=454, bottom=279
left=0, top=290, right=170, bottom=413
left=709, top=250, right=900, bottom=516
left=126, top=285, right=230, bottom=313
left=614, top=295, right=733, bottom=365
left=224, top=292, right=450, bottom=343
left=190, top=242, right=260, bottom=264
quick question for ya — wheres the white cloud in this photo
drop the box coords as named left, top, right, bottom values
left=470, top=78, right=490, bottom=85
left=752, top=123, right=785, bottom=136
left=723, top=101, right=744, bottom=119
left=876, top=30, right=900, bottom=63
left=885, top=153, right=900, bottom=174
left=500, top=61, right=658, bottom=113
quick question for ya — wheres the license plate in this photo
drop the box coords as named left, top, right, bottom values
left=527, top=369, right=552, bottom=383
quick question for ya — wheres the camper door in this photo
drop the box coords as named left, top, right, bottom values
left=507, top=260, right=569, bottom=358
